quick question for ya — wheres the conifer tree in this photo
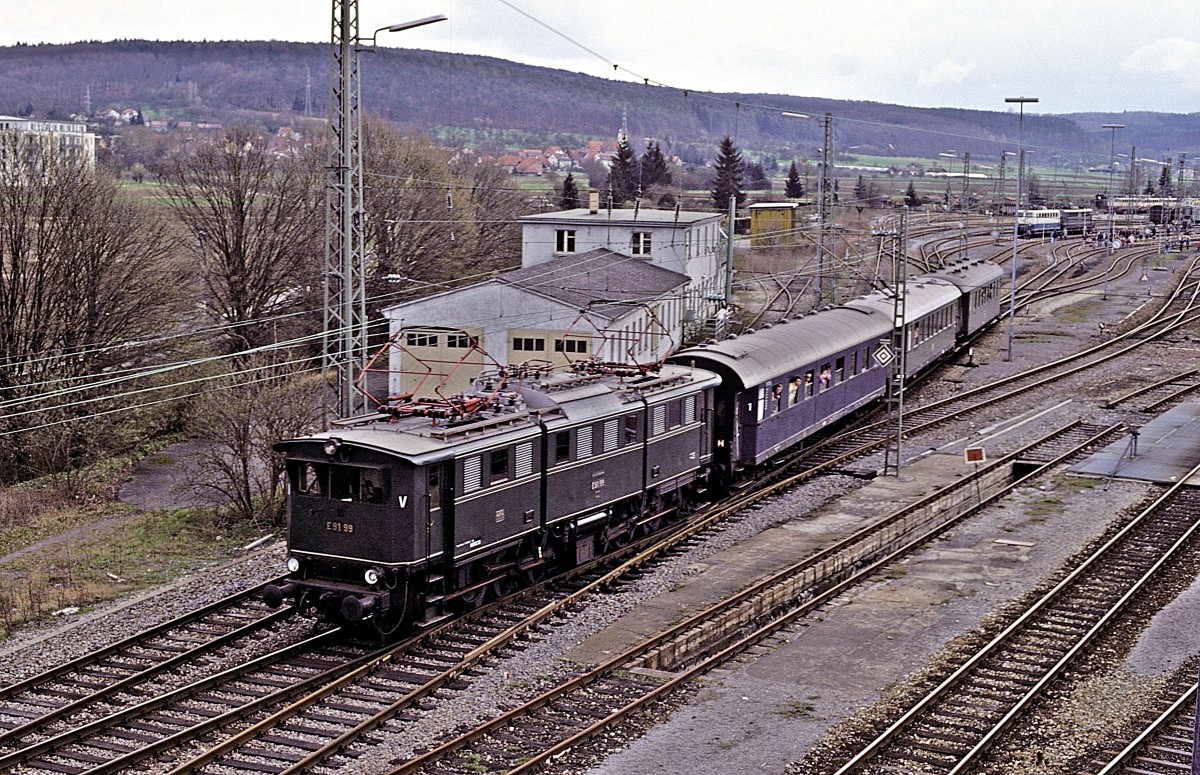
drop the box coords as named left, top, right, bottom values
left=559, top=172, right=580, bottom=210
left=785, top=161, right=804, bottom=198
left=606, top=135, right=637, bottom=205
left=640, top=140, right=671, bottom=188
left=711, top=135, right=745, bottom=211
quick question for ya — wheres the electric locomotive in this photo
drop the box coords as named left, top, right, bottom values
left=264, top=362, right=721, bottom=634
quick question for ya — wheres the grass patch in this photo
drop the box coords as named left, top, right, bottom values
left=885, top=563, right=907, bottom=580
left=778, top=700, right=817, bottom=717
left=0, top=506, right=258, bottom=638
left=1025, top=494, right=1064, bottom=519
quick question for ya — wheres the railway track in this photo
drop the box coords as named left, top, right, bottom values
left=832, top=459, right=1200, bottom=774
left=374, top=421, right=1119, bottom=775
left=1087, top=682, right=1197, bottom=774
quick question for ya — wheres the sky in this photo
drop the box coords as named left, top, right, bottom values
left=5, top=0, right=1200, bottom=116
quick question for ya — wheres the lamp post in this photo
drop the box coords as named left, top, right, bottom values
left=1101, top=123, right=1124, bottom=301
left=1005, top=96, right=1037, bottom=363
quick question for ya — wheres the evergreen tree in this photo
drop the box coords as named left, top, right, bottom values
left=785, top=162, right=804, bottom=198
left=559, top=172, right=580, bottom=210
left=744, top=162, right=771, bottom=190
left=640, top=140, right=671, bottom=188
left=904, top=181, right=921, bottom=208
left=711, top=135, right=745, bottom=211
left=606, top=135, right=637, bottom=205
left=1158, top=165, right=1173, bottom=196
left=854, top=174, right=869, bottom=203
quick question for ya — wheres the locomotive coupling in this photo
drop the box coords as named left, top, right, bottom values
left=262, top=582, right=297, bottom=609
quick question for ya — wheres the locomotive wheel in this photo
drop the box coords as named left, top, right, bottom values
left=455, top=563, right=491, bottom=611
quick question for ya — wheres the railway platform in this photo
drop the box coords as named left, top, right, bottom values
left=1069, top=402, right=1200, bottom=485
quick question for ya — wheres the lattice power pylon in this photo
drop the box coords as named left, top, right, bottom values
left=324, top=0, right=369, bottom=420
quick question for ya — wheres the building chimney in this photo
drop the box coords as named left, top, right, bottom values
left=589, top=191, right=599, bottom=214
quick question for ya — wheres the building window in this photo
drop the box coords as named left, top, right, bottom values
left=447, top=334, right=471, bottom=348
left=513, top=337, right=545, bottom=352
left=631, top=231, right=652, bottom=255
left=556, top=229, right=576, bottom=253
left=406, top=332, right=437, bottom=347
left=554, top=338, right=588, bottom=353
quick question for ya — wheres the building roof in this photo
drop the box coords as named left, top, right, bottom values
left=499, top=248, right=689, bottom=320
left=519, top=207, right=724, bottom=228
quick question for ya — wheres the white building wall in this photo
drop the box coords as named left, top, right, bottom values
left=382, top=281, right=685, bottom=395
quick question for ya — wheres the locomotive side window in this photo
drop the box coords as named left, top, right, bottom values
left=555, top=431, right=571, bottom=464
left=490, top=448, right=510, bottom=484
left=668, top=400, right=683, bottom=428
left=624, top=414, right=639, bottom=443
left=428, top=467, right=441, bottom=510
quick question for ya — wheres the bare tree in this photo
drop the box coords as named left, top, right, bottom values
left=156, top=125, right=324, bottom=352
left=188, top=354, right=325, bottom=528
left=361, top=118, right=527, bottom=307
left=0, top=136, right=187, bottom=480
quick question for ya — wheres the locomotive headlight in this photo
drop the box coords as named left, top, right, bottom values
left=286, top=556, right=301, bottom=573
left=323, top=438, right=342, bottom=457
left=364, top=568, right=380, bottom=585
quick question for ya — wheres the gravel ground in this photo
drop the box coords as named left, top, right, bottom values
left=0, top=241, right=1195, bottom=775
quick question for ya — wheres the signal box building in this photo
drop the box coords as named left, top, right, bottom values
left=748, top=202, right=799, bottom=247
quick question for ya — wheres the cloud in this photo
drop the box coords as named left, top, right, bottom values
left=1121, top=37, right=1200, bottom=79
left=917, top=59, right=975, bottom=87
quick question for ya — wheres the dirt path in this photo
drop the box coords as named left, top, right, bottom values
left=0, top=440, right=220, bottom=567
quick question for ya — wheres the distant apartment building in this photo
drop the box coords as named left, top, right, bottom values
left=0, top=116, right=97, bottom=176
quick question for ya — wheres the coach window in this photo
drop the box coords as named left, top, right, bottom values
left=490, top=448, right=510, bottom=484
left=835, top=357, right=845, bottom=383
left=804, top=370, right=815, bottom=397
left=555, top=431, right=571, bottom=464
left=851, top=351, right=859, bottom=376
left=788, top=376, right=800, bottom=405
left=819, top=364, right=832, bottom=390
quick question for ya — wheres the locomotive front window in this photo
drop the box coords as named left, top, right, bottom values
left=293, top=461, right=386, bottom=503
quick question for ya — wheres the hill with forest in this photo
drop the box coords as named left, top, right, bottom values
left=2, top=40, right=1199, bottom=166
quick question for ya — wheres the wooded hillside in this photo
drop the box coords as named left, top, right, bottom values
left=1, top=40, right=1197, bottom=162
